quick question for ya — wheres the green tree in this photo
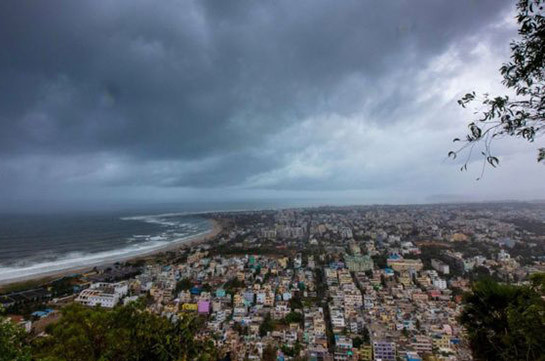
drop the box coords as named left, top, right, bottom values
left=283, top=311, right=304, bottom=325
left=259, top=313, right=274, bottom=337
left=175, top=277, right=193, bottom=293
left=452, top=0, right=545, bottom=171
left=352, top=336, right=364, bottom=348
left=281, top=341, right=302, bottom=357
left=360, top=326, right=370, bottom=345
left=0, top=310, right=31, bottom=361
left=288, top=294, right=303, bottom=310
left=459, top=275, right=545, bottom=360
left=224, top=278, right=245, bottom=293
left=32, top=301, right=216, bottom=361
left=262, top=344, right=277, bottom=361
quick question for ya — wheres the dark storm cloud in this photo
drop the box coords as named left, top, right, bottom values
left=0, top=0, right=518, bottom=200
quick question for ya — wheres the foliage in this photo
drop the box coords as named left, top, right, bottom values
left=281, top=341, right=302, bottom=357
left=452, top=0, right=545, bottom=172
left=288, top=294, right=303, bottom=310
left=49, top=276, right=79, bottom=297
left=5, top=302, right=48, bottom=321
left=372, top=254, right=387, bottom=269
left=259, top=313, right=274, bottom=337
left=175, top=277, right=193, bottom=293
left=262, top=344, right=277, bottom=361
left=352, top=336, right=364, bottom=348
left=0, top=310, right=31, bottom=361
left=223, top=278, right=245, bottom=293
left=32, top=301, right=217, bottom=361
left=200, top=283, right=212, bottom=293
left=361, top=326, right=370, bottom=344
left=233, top=322, right=249, bottom=336
left=283, top=311, right=304, bottom=325
left=459, top=274, right=545, bottom=360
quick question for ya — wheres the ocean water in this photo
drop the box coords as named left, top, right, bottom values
left=0, top=199, right=328, bottom=283
left=0, top=211, right=211, bottom=283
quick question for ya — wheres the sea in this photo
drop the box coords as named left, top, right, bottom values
left=0, top=200, right=320, bottom=284
left=0, top=211, right=213, bottom=284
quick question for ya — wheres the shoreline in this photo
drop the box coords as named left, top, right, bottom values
left=0, top=218, right=222, bottom=289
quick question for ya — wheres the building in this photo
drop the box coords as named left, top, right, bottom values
left=75, top=282, right=128, bottom=308
left=198, top=300, right=210, bottom=314
left=498, top=249, right=511, bottom=262
left=387, top=257, right=423, bottom=272
left=405, top=351, right=422, bottom=361
left=432, top=278, right=447, bottom=290
left=345, top=254, right=374, bottom=272
left=411, top=335, right=432, bottom=354
left=373, top=341, right=396, bottom=361
left=431, top=259, right=450, bottom=275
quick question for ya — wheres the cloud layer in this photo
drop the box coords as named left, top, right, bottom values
left=0, top=0, right=542, bottom=209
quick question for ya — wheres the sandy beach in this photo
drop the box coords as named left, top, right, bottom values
left=0, top=218, right=223, bottom=288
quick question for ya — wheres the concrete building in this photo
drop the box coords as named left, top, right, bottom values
left=373, top=341, right=396, bottom=361
left=75, top=282, right=128, bottom=308
left=431, top=259, right=450, bottom=275
left=345, top=254, right=374, bottom=272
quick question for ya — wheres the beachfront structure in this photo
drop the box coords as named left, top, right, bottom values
left=75, top=281, right=128, bottom=308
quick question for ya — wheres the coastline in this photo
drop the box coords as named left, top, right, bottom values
left=0, top=218, right=222, bottom=289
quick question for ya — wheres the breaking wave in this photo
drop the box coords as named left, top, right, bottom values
left=0, top=213, right=211, bottom=284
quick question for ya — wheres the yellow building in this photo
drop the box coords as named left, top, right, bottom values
left=433, top=334, right=450, bottom=349
left=450, top=233, right=468, bottom=242
left=233, top=294, right=244, bottom=306
left=357, top=345, right=373, bottom=361
left=399, top=274, right=412, bottom=286
left=278, top=257, right=289, bottom=268
left=181, top=303, right=198, bottom=312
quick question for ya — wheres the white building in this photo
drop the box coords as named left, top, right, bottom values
left=330, top=308, right=345, bottom=330
left=432, top=278, right=447, bottom=290
left=498, top=249, right=511, bottom=262
left=75, top=282, right=128, bottom=308
left=431, top=259, right=450, bottom=275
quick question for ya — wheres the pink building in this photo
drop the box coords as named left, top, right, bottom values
left=197, top=300, right=210, bottom=314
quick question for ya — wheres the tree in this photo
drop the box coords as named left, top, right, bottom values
left=361, top=326, right=370, bottom=344
left=283, top=311, right=304, bottom=325
left=175, top=277, right=193, bottom=293
left=288, top=294, right=303, bottom=310
left=459, top=275, right=545, bottom=360
left=281, top=341, right=302, bottom=357
left=352, top=336, right=364, bottom=348
left=32, top=301, right=217, bottom=361
left=451, top=0, right=545, bottom=173
left=259, top=313, right=274, bottom=337
left=0, top=310, right=31, bottom=361
left=262, top=344, right=277, bottom=361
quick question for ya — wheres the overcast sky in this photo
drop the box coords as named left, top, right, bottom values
left=0, top=0, right=543, bottom=211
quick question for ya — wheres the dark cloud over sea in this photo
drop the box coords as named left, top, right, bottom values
left=1, top=0, right=542, bottom=209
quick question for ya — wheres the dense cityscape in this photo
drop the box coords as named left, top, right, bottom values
left=2, top=202, right=545, bottom=360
